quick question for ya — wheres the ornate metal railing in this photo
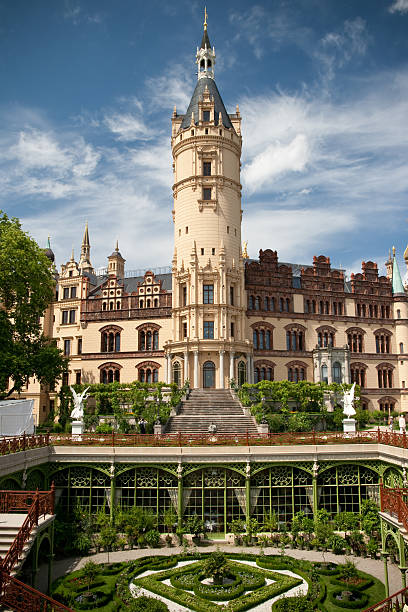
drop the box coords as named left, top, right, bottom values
left=48, top=429, right=379, bottom=447
left=2, top=428, right=408, bottom=451
left=363, top=585, right=408, bottom=611
left=380, top=484, right=408, bottom=532
left=0, top=433, right=49, bottom=455
left=0, top=570, right=72, bottom=612
left=0, top=487, right=55, bottom=575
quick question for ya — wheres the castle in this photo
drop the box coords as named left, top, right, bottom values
left=24, top=18, right=408, bottom=424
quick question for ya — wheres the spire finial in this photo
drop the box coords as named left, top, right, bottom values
left=47, top=235, right=51, bottom=249
left=204, top=6, right=208, bottom=31
left=393, top=245, right=396, bottom=257
left=71, top=247, right=75, bottom=261
left=115, top=239, right=119, bottom=252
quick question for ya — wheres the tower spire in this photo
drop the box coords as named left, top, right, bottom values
left=78, top=221, right=93, bottom=274
left=197, top=9, right=214, bottom=79
left=392, top=247, right=405, bottom=295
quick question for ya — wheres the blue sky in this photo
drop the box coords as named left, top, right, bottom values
left=1, top=0, right=408, bottom=277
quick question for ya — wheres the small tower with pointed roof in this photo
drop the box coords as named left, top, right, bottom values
left=108, top=241, right=125, bottom=278
left=385, top=249, right=393, bottom=280
left=78, top=222, right=94, bottom=274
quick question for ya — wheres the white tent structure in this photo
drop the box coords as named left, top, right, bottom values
left=0, top=399, right=34, bottom=436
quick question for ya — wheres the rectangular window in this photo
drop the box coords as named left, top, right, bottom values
left=203, top=187, right=212, bottom=200
left=75, top=371, right=81, bottom=385
left=230, top=286, right=234, bottom=306
left=212, top=247, right=215, bottom=255
left=231, top=322, right=235, bottom=337
left=63, top=287, right=69, bottom=299
left=203, top=161, right=211, bottom=176
left=69, top=309, right=76, bottom=324
left=201, top=248, right=204, bottom=255
left=62, top=310, right=68, bottom=324
left=70, top=286, right=77, bottom=298
left=204, top=321, right=214, bottom=339
left=62, top=372, right=69, bottom=386
left=203, top=110, right=210, bottom=122
left=77, top=338, right=82, bottom=354
left=183, top=322, right=187, bottom=338
left=64, top=340, right=71, bottom=356
left=182, top=285, right=187, bottom=306
left=203, top=284, right=214, bottom=304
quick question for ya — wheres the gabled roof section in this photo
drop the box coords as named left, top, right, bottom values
left=180, top=77, right=233, bottom=131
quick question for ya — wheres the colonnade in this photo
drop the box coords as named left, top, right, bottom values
left=165, top=350, right=255, bottom=387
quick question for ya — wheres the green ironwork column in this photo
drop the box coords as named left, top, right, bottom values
left=47, top=523, right=55, bottom=594
left=381, top=518, right=390, bottom=597
left=399, top=531, right=407, bottom=588
left=312, top=461, right=319, bottom=518
left=110, top=466, right=115, bottom=523
left=245, top=462, right=251, bottom=522
left=177, top=466, right=183, bottom=529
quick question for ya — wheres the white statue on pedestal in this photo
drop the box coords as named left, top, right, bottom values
left=70, top=387, right=89, bottom=420
left=342, top=382, right=356, bottom=418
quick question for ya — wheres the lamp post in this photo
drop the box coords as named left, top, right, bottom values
left=155, top=396, right=160, bottom=425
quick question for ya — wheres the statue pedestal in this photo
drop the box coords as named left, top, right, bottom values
left=154, top=423, right=164, bottom=435
left=343, top=418, right=356, bottom=434
left=72, top=420, right=84, bottom=440
left=258, top=423, right=269, bottom=434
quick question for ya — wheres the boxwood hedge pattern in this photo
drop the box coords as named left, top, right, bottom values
left=134, top=558, right=302, bottom=611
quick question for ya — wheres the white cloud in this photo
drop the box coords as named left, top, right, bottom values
left=104, top=112, right=151, bottom=141
left=243, top=134, right=310, bottom=193
left=317, top=18, right=369, bottom=83
left=389, top=0, right=408, bottom=13
left=145, top=67, right=193, bottom=112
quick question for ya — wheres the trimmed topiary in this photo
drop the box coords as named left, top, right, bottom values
left=329, top=587, right=368, bottom=609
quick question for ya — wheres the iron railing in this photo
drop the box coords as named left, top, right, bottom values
left=0, top=570, right=72, bottom=612
left=363, top=585, right=408, bottom=611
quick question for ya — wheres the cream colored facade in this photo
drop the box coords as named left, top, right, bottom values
left=19, top=23, right=408, bottom=424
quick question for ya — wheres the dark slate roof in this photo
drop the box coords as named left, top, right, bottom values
left=201, top=29, right=211, bottom=49
left=180, top=77, right=233, bottom=131
left=124, top=273, right=172, bottom=293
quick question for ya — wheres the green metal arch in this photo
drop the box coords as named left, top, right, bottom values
left=114, top=464, right=179, bottom=479
left=251, top=463, right=313, bottom=477
left=181, top=464, right=246, bottom=478
left=0, top=475, right=22, bottom=489
left=48, top=463, right=112, bottom=478
left=318, top=461, right=381, bottom=476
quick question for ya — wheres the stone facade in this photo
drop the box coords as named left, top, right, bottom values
left=19, top=23, right=408, bottom=424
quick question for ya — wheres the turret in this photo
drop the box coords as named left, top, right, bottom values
left=107, top=241, right=125, bottom=278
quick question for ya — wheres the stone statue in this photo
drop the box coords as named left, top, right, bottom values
left=342, top=382, right=356, bottom=418
left=242, top=241, right=249, bottom=260
left=70, top=386, right=89, bottom=420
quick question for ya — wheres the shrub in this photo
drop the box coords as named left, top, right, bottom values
left=334, top=511, right=360, bottom=532
left=202, top=550, right=228, bottom=584
left=329, top=587, right=368, bottom=609
left=273, top=595, right=314, bottom=611
left=338, top=559, right=358, bottom=581
left=185, top=514, right=205, bottom=538
left=328, top=534, right=346, bottom=554
left=145, top=529, right=161, bottom=548
left=126, top=595, right=169, bottom=611
left=95, top=423, right=113, bottom=433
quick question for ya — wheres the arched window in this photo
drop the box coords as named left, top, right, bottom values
left=99, top=363, right=121, bottom=383
left=287, top=361, right=307, bottom=382
left=351, top=363, right=367, bottom=388
left=253, top=330, right=258, bottom=349
left=285, top=325, right=305, bottom=351
left=138, top=324, right=160, bottom=351
left=254, top=360, right=275, bottom=382
left=400, top=343, right=404, bottom=354
left=154, top=298, right=159, bottom=308
left=332, top=362, right=342, bottom=383
left=238, top=361, right=246, bottom=386
left=252, top=324, right=274, bottom=351
left=138, top=361, right=161, bottom=384
left=379, top=398, right=396, bottom=414
left=255, top=296, right=260, bottom=311
left=102, top=302, right=107, bottom=311
left=172, top=361, right=181, bottom=386
left=321, top=364, right=328, bottom=383
left=100, top=326, right=122, bottom=353
left=377, top=364, right=394, bottom=389
left=346, top=328, right=365, bottom=353
left=316, top=326, right=336, bottom=348
left=248, top=296, right=254, bottom=310
left=264, top=297, right=269, bottom=311
left=374, top=329, right=392, bottom=354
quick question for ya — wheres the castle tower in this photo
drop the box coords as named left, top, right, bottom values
left=391, top=247, right=408, bottom=410
left=107, top=241, right=125, bottom=278
left=385, top=249, right=393, bottom=280
left=165, top=13, right=251, bottom=389
left=78, top=222, right=94, bottom=274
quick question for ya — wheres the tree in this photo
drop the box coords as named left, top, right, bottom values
left=202, top=550, right=228, bottom=585
left=0, top=212, right=67, bottom=397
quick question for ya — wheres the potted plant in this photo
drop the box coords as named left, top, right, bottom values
left=229, top=519, right=245, bottom=545
left=185, top=514, right=205, bottom=544
left=202, top=550, right=228, bottom=585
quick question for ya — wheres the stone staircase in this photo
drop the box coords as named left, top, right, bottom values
left=165, top=389, right=259, bottom=435
left=0, top=513, right=53, bottom=576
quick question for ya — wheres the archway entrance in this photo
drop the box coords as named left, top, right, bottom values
left=203, top=361, right=216, bottom=388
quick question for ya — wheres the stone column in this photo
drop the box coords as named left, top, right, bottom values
left=344, top=348, right=351, bottom=384
left=247, top=353, right=253, bottom=384
left=184, top=351, right=189, bottom=382
left=166, top=353, right=171, bottom=384
left=193, top=351, right=199, bottom=389
left=219, top=350, right=225, bottom=389
left=230, top=351, right=235, bottom=382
